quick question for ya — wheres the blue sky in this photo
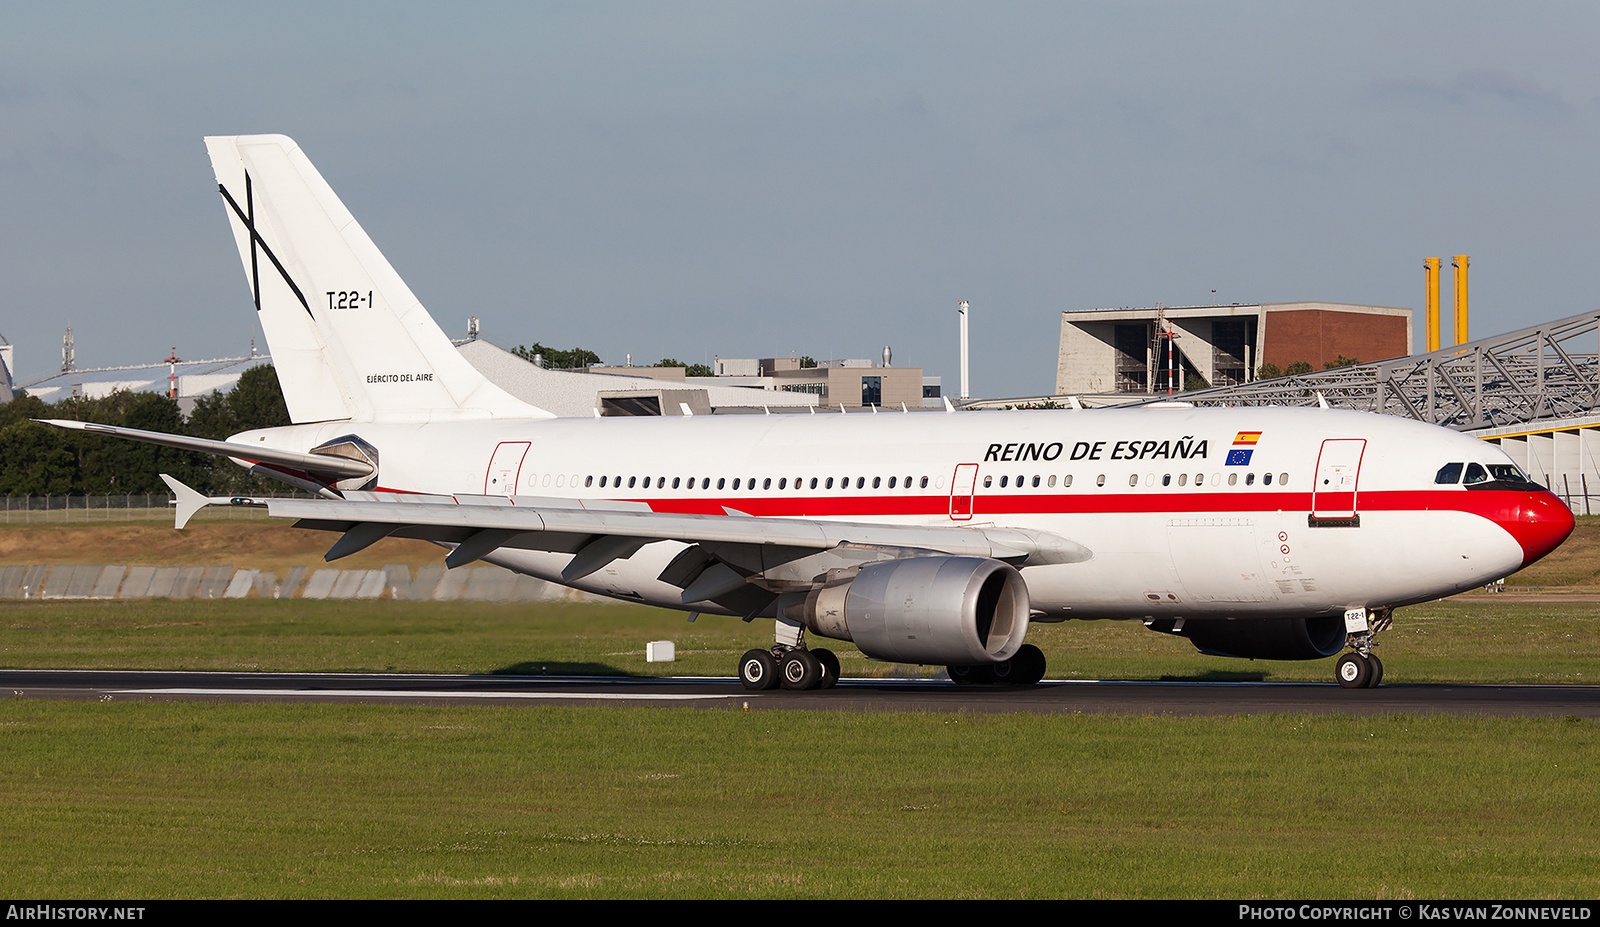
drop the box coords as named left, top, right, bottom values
left=4, top=2, right=1599, bottom=397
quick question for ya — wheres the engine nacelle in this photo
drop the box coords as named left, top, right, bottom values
left=1144, top=615, right=1347, bottom=661
left=791, top=556, right=1030, bottom=665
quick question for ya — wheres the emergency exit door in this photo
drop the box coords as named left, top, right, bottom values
left=484, top=441, right=530, bottom=496
left=949, top=464, right=978, bottom=521
left=1312, top=438, right=1366, bottom=520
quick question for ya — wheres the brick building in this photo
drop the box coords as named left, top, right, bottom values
left=1055, top=302, right=1412, bottom=396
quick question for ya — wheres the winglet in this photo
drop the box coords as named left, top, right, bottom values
left=160, top=474, right=214, bottom=530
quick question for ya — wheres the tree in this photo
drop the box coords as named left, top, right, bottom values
left=512, top=343, right=600, bottom=369
left=798, top=356, right=817, bottom=368
left=185, top=364, right=293, bottom=494
left=1324, top=355, right=1361, bottom=370
left=1284, top=361, right=1314, bottom=376
left=1256, top=363, right=1283, bottom=380
left=654, top=358, right=714, bottom=377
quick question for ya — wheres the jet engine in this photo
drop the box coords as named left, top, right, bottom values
left=789, top=556, right=1030, bottom=665
left=1144, top=615, right=1347, bottom=661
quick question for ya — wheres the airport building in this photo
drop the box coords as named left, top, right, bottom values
left=5, top=327, right=948, bottom=417
left=1055, top=302, right=1413, bottom=396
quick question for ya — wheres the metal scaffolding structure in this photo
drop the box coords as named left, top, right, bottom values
left=1135, top=308, right=1600, bottom=432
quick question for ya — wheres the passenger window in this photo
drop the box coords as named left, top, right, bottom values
left=1032, top=475, right=1041, bottom=488
left=1128, top=474, right=1138, bottom=487
left=1177, top=474, right=1187, bottom=486
left=1435, top=462, right=1464, bottom=484
left=1229, top=473, right=1238, bottom=486
left=1246, top=473, right=1256, bottom=485
left=717, top=478, right=726, bottom=490
left=778, top=478, right=786, bottom=490
left=764, top=478, right=772, bottom=490
left=888, top=477, right=896, bottom=489
left=872, top=477, right=880, bottom=489
left=628, top=476, right=637, bottom=489
left=1096, top=474, right=1105, bottom=487
left=1279, top=473, right=1288, bottom=485
left=1048, top=475, right=1057, bottom=488
left=672, top=477, right=680, bottom=489
left=811, top=477, right=819, bottom=489
left=599, top=476, right=608, bottom=488
left=825, top=477, right=834, bottom=489
left=1063, top=475, right=1073, bottom=488
left=856, top=477, right=865, bottom=489
left=732, top=478, right=741, bottom=490
left=1162, top=474, right=1172, bottom=486
left=1263, top=472, right=1273, bottom=485
left=984, top=475, right=994, bottom=488
left=1000, top=476, right=1008, bottom=488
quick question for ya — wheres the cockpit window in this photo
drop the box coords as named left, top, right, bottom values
left=1488, top=463, right=1527, bottom=482
left=1435, top=462, right=1463, bottom=484
left=1463, top=463, right=1490, bottom=485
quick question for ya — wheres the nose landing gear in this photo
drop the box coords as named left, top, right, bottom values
left=1335, top=606, right=1390, bottom=689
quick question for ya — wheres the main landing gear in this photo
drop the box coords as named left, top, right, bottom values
left=948, top=644, right=1048, bottom=687
left=739, top=646, right=840, bottom=691
left=1335, top=606, right=1391, bottom=689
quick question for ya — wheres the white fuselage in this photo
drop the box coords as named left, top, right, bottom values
left=235, top=405, right=1563, bottom=622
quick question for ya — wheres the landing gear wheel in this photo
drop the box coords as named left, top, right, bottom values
left=997, top=644, right=1047, bottom=686
left=1335, top=652, right=1371, bottom=689
left=781, top=649, right=824, bottom=690
left=739, top=649, right=779, bottom=691
left=1365, top=654, right=1383, bottom=689
left=948, top=663, right=996, bottom=685
left=811, top=648, right=841, bottom=689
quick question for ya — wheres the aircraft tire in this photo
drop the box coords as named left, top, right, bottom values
left=812, top=648, right=841, bottom=689
left=1000, top=644, right=1047, bottom=686
left=781, top=649, right=823, bottom=690
left=1335, top=652, right=1370, bottom=689
left=740, top=649, right=779, bottom=691
left=948, top=663, right=996, bottom=685
left=1365, top=654, right=1384, bottom=688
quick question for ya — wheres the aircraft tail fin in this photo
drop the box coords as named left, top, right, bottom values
left=204, top=134, right=551, bottom=424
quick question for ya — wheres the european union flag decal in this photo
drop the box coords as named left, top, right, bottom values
left=1226, top=448, right=1253, bottom=466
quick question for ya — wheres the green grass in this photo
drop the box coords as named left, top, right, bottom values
left=1, top=701, right=1596, bottom=899
left=3, top=596, right=1599, bottom=684
left=5, top=595, right=1600, bottom=898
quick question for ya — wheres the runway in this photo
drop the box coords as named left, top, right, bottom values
left=4, top=669, right=1600, bottom=717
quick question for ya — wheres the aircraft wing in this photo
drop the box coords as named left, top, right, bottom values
left=161, top=475, right=1092, bottom=610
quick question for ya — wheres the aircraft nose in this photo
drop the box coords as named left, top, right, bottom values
left=1500, top=490, right=1576, bottom=568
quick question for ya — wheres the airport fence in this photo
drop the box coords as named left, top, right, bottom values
left=0, top=492, right=313, bottom=525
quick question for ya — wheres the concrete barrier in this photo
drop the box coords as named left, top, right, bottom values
left=0, top=562, right=601, bottom=603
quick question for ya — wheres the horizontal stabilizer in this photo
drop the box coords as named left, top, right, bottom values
left=41, top=419, right=374, bottom=482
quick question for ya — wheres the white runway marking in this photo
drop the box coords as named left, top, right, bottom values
left=116, top=688, right=741, bottom=701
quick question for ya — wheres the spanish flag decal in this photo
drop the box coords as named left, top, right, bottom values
left=1233, top=431, right=1262, bottom=446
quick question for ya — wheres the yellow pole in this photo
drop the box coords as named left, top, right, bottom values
left=1452, top=255, right=1469, bottom=345
left=1424, top=258, right=1440, bottom=352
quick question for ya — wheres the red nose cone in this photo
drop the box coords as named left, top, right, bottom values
left=1503, top=490, right=1576, bottom=568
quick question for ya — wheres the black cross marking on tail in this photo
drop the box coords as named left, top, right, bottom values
left=217, top=172, right=314, bottom=318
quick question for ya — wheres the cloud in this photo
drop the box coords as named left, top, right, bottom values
left=1369, top=68, right=1570, bottom=118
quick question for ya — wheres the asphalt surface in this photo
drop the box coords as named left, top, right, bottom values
left=4, top=669, right=1599, bottom=717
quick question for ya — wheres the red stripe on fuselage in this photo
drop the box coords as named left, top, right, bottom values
left=611, top=487, right=1551, bottom=523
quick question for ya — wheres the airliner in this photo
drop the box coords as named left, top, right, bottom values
left=47, top=135, right=1576, bottom=691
